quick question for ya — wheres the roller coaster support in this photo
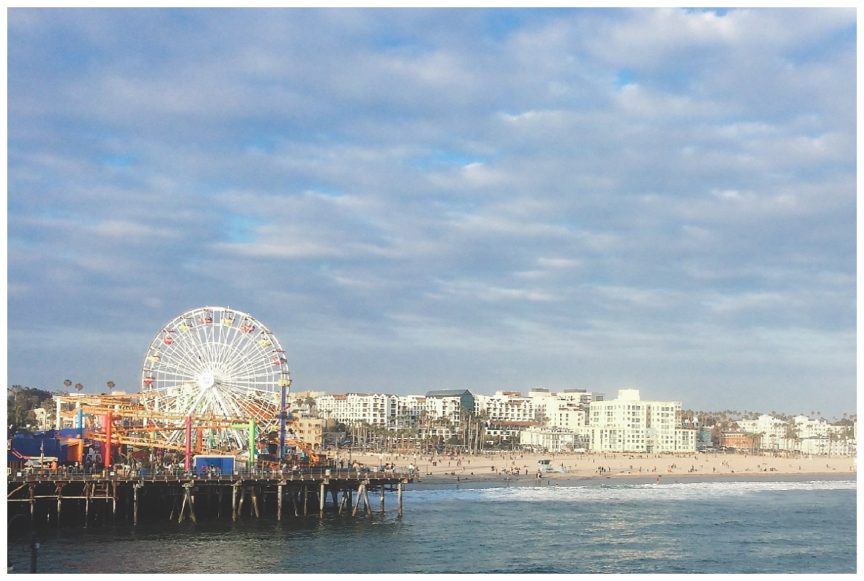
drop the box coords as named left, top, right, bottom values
left=231, top=421, right=257, bottom=471
left=184, top=416, right=192, bottom=472
left=104, top=412, right=112, bottom=470
left=279, top=382, right=287, bottom=460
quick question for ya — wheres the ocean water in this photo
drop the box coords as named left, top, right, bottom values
left=7, top=476, right=856, bottom=574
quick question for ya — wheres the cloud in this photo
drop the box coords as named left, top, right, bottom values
left=6, top=8, right=856, bottom=416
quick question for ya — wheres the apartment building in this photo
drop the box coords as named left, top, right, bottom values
left=527, top=388, right=558, bottom=424
left=737, top=414, right=856, bottom=456
left=553, top=390, right=596, bottom=430
left=474, top=391, right=534, bottom=422
left=588, top=389, right=695, bottom=452
left=475, top=388, right=597, bottom=429
left=393, top=395, right=426, bottom=430
left=315, top=393, right=393, bottom=427
left=519, top=426, right=577, bottom=452
left=425, top=389, right=474, bottom=431
left=736, top=414, right=791, bottom=451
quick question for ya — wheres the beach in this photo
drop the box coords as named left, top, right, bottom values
left=341, top=449, right=856, bottom=484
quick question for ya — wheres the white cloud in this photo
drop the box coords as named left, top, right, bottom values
left=6, top=8, right=856, bottom=415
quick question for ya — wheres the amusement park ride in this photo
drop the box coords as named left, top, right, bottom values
left=54, top=307, right=320, bottom=472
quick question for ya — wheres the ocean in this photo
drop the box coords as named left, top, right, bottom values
left=6, top=475, right=856, bottom=574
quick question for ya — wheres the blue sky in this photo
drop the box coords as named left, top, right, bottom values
left=5, top=8, right=857, bottom=417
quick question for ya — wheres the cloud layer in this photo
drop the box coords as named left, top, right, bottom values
left=7, top=8, right=857, bottom=416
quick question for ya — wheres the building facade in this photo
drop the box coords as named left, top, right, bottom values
left=588, top=389, right=695, bottom=453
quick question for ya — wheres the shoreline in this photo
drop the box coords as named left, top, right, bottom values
left=409, top=469, right=856, bottom=488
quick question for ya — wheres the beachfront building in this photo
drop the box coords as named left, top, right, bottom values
left=486, top=420, right=538, bottom=446
left=315, top=393, right=395, bottom=428
left=736, top=414, right=857, bottom=456
left=519, top=426, right=578, bottom=452
left=719, top=431, right=758, bottom=451
left=528, top=388, right=600, bottom=428
left=420, top=389, right=475, bottom=440
left=555, top=407, right=588, bottom=431
left=474, top=391, right=535, bottom=423
left=790, top=415, right=855, bottom=456
left=553, top=390, right=597, bottom=430
left=475, top=388, right=598, bottom=430
left=425, top=390, right=474, bottom=424
left=588, top=389, right=696, bottom=453
left=393, top=395, right=427, bottom=430
left=527, top=388, right=558, bottom=425
left=736, top=414, right=791, bottom=451
left=314, top=392, right=431, bottom=432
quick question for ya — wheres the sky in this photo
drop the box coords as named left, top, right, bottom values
left=5, top=7, right=858, bottom=417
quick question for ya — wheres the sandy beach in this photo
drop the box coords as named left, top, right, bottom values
left=339, top=450, right=856, bottom=483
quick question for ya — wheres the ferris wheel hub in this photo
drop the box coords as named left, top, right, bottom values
left=198, top=370, right=216, bottom=390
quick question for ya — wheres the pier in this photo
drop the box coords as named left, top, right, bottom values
left=7, top=468, right=413, bottom=526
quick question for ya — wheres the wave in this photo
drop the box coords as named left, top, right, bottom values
left=411, top=479, right=856, bottom=504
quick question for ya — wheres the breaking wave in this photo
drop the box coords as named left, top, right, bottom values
left=413, top=478, right=856, bottom=504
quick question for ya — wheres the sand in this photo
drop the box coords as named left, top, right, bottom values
left=337, top=449, right=856, bottom=483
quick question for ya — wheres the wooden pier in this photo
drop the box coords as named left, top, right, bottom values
left=7, top=469, right=413, bottom=526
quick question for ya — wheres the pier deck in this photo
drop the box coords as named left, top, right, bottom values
left=8, top=468, right=413, bottom=526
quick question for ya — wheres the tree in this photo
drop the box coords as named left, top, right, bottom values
left=784, top=419, right=800, bottom=449
left=7, top=386, right=55, bottom=433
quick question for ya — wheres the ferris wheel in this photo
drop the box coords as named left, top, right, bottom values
left=140, top=306, right=291, bottom=450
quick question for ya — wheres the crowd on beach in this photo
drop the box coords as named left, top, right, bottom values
left=342, top=449, right=856, bottom=483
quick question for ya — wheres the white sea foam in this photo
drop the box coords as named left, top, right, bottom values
left=415, top=479, right=856, bottom=504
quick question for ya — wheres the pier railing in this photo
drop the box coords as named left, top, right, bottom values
left=8, top=466, right=416, bottom=483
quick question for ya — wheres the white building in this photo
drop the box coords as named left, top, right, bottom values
left=793, top=415, right=836, bottom=455
left=393, top=395, right=426, bottom=430
left=519, top=426, right=577, bottom=452
left=315, top=393, right=394, bottom=428
left=422, top=390, right=474, bottom=439
left=737, top=414, right=792, bottom=451
left=527, top=388, right=558, bottom=425
left=588, top=389, right=695, bottom=453
left=555, top=408, right=587, bottom=431
left=738, top=414, right=857, bottom=456
left=474, top=391, right=534, bottom=423
left=475, top=388, right=597, bottom=430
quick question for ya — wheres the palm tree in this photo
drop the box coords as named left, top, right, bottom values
left=784, top=419, right=800, bottom=450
